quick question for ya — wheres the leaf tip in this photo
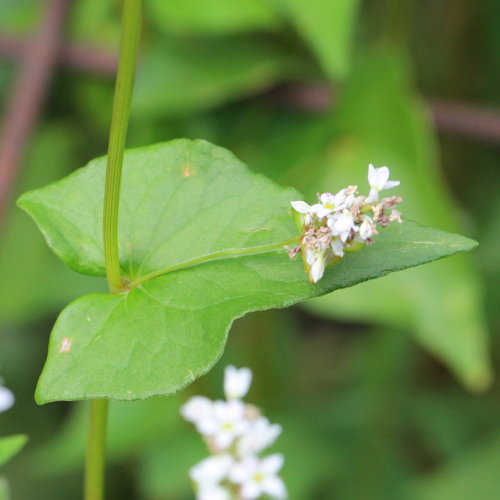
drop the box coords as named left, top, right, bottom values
left=15, top=191, right=29, bottom=211
left=34, top=382, right=50, bottom=406
left=462, top=365, right=493, bottom=394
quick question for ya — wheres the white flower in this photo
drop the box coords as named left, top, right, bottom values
left=181, top=396, right=214, bottom=432
left=182, top=366, right=287, bottom=500
left=290, top=200, right=322, bottom=225
left=331, top=237, right=344, bottom=257
left=224, top=366, right=252, bottom=401
left=237, top=417, right=282, bottom=456
left=290, top=200, right=311, bottom=213
left=0, top=385, right=14, bottom=413
left=230, top=454, right=287, bottom=500
left=197, top=484, right=232, bottom=500
left=359, top=216, right=377, bottom=240
left=304, top=248, right=327, bottom=283
left=316, top=189, right=348, bottom=217
left=190, top=454, right=233, bottom=487
left=366, top=164, right=400, bottom=202
left=328, top=210, right=358, bottom=242
left=197, top=400, right=249, bottom=450
left=359, top=215, right=377, bottom=240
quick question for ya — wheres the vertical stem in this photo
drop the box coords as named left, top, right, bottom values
left=85, top=2, right=142, bottom=500
left=85, top=400, right=109, bottom=500
left=103, top=0, right=142, bottom=294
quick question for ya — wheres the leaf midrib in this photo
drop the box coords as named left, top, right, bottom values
left=127, top=236, right=299, bottom=288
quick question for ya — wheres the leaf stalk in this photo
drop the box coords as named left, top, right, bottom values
left=129, top=236, right=300, bottom=288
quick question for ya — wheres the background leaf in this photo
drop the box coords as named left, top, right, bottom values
left=275, top=0, right=360, bottom=79
left=411, top=430, right=500, bottom=500
left=146, top=0, right=280, bottom=36
left=0, top=125, right=105, bottom=322
left=132, top=37, right=306, bottom=118
left=0, top=477, right=10, bottom=500
left=0, top=435, right=27, bottom=468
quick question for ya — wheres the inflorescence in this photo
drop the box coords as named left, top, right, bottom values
left=181, top=366, right=286, bottom=500
left=0, top=379, right=14, bottom=413
left=288, top=164, right=403, bottom=283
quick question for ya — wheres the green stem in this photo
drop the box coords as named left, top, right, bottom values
left=86, top=1, right=142, bottom=500
left=129, top=236, right=300, bottom=288
left=103, top=0, right=142, bottom=294
left=84, top=400, right=109, bottom=500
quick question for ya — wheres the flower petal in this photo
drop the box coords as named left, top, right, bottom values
left=309, top=252, right=326, bottom=283
left=383, top=180, right=400, bottom=189
left=263, top=476, right=288, bottom=499
left=331, top=238, right=344, bottom=257
left=0, top=386, right=15, bottom=412
left=290, top=201, right=311, bottom=213
left=262, top=454, right=284, bottom=475
left=224, top=366, right=252, bottom=400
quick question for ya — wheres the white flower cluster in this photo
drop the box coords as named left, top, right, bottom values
left=0, top=380, right=14, bottom=413
left=289, top=164, right=402, bottom=283
left=181, top=366, right=286, bottom=500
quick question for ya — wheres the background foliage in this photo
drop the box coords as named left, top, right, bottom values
left=0, top=0, right=498, bottom=498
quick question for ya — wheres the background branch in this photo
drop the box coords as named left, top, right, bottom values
left=1, top=33, right=499, bottom=147
left=0, top=0, right=70, bottom=226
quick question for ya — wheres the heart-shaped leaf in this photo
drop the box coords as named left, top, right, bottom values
left=18, top=139, right=299, bottom=279
left=18, top=139, right=477, bottom=403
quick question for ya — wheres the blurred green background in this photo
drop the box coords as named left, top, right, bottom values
left=0, top=0, right=498, bottom=498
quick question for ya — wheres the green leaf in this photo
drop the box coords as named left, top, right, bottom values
left=133, top=37, right=305, bottom=118
left=18, top=139, right=299, bottom=279
left=0, top=435, right=27, bottom=467
left=18, top=139, right=476, bottom=403
left=276, top=0, right=360, bottom=79
left=26, top=398, right=181, bottom=476
left=0, top=0, right=41, bottom=35
left=147, top=0, right=280, bottom=36
left=0, top=476, right=10, bottom=500
left=411, top=430, right=500, bottom=500
left=69, top=0, right=120, bottom=46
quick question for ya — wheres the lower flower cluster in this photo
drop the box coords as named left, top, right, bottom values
left=181, top=366, right=286, bottom=500
left=288, top=164, right=403, bottom=283
left=0, top=379, right=14, bottom=413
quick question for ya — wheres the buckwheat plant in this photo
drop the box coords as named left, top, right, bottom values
left=288, top=165, right=402, bottom=283
left=14, top=0, right=478, bottom=498
left=182, top=366, right=286, bottom=500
